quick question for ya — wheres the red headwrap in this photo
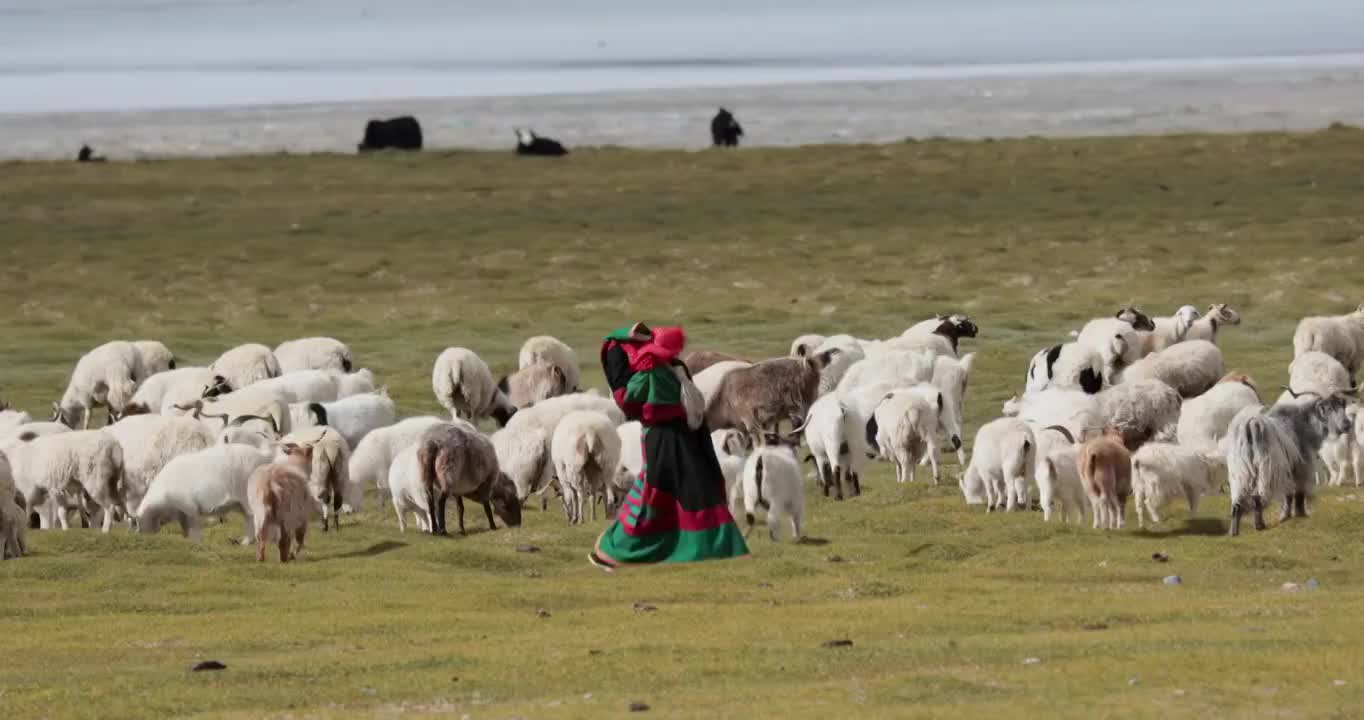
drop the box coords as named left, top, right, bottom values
left=621, top=325, right=686, bottom=372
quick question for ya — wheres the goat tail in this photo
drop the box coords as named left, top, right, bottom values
left=755, top=455, right=770, bottom=511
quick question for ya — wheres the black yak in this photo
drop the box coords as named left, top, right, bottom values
left=711, top=108, right=743, bottom=147
left=357, top=116, right=423, bottom=152
left=515, top=129, right=568, bottom=157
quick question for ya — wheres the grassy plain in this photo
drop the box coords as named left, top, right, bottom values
left=2, top=128, right=1364, bottom=718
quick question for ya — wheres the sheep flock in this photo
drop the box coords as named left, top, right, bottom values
left=1, top=302, right=1362, bottom=562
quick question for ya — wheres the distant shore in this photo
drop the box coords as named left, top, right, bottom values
left=4, top=55, right=1364, bottom=161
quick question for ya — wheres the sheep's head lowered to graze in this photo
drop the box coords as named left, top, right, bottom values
left=1115, top=306, right=1156, bottom=331
left=489, top=472, right=523, bottom=528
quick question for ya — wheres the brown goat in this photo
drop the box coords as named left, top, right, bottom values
left=1075, top=426, right=1132, bottom=530
left=682, top=350, right=750, bottom=375
left=247, top=445, right=314, bottom=562
left=705, top=352, right=838, bottom=443
left=498, top=361, right=568, bottom=409
left=417, top=423, right=522, bottom=535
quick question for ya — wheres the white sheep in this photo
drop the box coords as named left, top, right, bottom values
left=1098, top=379, right=1183, bottom=452
left=867, top=333, right=955, bottom=360
left=249, top=369, right=342, bottom=404
left=740, top=444, right=804, bottom=542
left=349, top=416, right=449, bottom=495
left=8, top=430, right=125, bottom=531
left=1320, top=404, right=1362, bottom=487
left=1025, top=342, right=1105, bottom=395
left=1002, top=388, right=1104, bottom=442
left=289, top=390, right=396, bottom=451
left=551, top=411, right=622, bottom=524
left=811, top=336, right=865, bottom=396
left=1293, top=305, right=1364, bottom=378
left=1183, top=303, right=1242, bottom=345
left=959, top=417, right=1034, bottom=512
left=1116, top=340, right=1224, bottom=398
left=274, top=337, right=354, bottom=374
left=613, top=421, right=643, bottom=510
left=835, top=349, right=938, bottom=400
left=929, top=352, right=974, bottom=465
left=209, top=343, right=282, bottom=394
left=1031, top=425, right=1087, bottom=523
left=136, top=443, right=272, bottom=543
left=432, top=347, right=515, bottom=426
left=0, top=451, right=27, bottom=559
left=518, top=335, right=581, bottom=392
left=123, top=366, right=214, bottom=416
left=1131, top=442, right=1226, bottom=528
left=1074, top=307, right=1152, bottom=379
left=103, top=414, right=216, bottom=524
left=1137, top=305, right=1201, bottom=356
left=278, top=426, right=353, bottom=528
left=331, top=368, right=377, bottom=398
left=1285, top=351, right=1354, bottom=399
left=53, top=340, right=145, bottom=428
left=132, top=340, right=177, bottom=377
left=1, top=422, right=71, bottom=448
left=789, top=334, right=827, bottom=358
left=1176, top=377, right=1262, bottom=450
left=1, top=405, right=35, bottom=438
left=174, top=384, right=293, bottom=438
left=801, top=393, right=867, bottom=501
left=386, top=445, right=430, bottom=532
left=872, top=384, right=945, bottom=484
left=901, top=314, right=978, bottom=355
left=711, top=428, right=750, bottom=516
left=494, top=392, right=624, bottom=503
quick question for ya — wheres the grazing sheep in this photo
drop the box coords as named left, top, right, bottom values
left=1031, top=425, right=1087, bottom=523
left=349, top=415, right=448, bottom=495
left=432, top=347, right=516, bottom=426
left=249, top=370, right=342, bottom=404
left=495, top=393, right=624, bottom=502
left=136, top=443, right=272, bottom=543
left=902, top=313, right=979, bottom=354
left=873, top=385, right=947, bottom=485
left=498, top=362, right=569, bottom=409
left=1098, top=379, right=1183, bottom=452
left=959, top=417, right=1034, bottom=512
left=740, top=444, right=804, bottom=542
left=417, top=423, right=522, bottom=535
left=0, top=451, right=27, bottom=559
left=1131, top=442, right=1226, bottom=528
left=104, top=414, right=216, bottom=524
left=694, top=361, right=752, bottom=407
left=1002, top=388, right=1103, bottom=443
left=53, top=340, right=145, bottom=428
left=209, top=343, right=282, bottom=394
left=273, top=337, right=353, bottom=374
left=1137, top=305, right=1201, bottom=356
left=132, top=340, right=176, bottom=377
left=1226, top=394, right=1354, bottom=535
left=1183, top=303, right=1242, bottom=345
left=1293, top=305, right=1364, bottom=378
left=120, top=367, right=214, bottom=417
left=385, top=445, right=430, bottom=532
left=1176, top=376, right=1262, bottom=450
left=1117, top=340, right=1224, bottom=398
left=1025, top=342, right=1105, bottom=395
left=790, top=334, right=827, bottom=359
left=331, top=368, right=377, bottom=398
left=279, top=427, right=353, bottom=530
left=8, top=430, right=125, bottom=532
left=707, top=353, right=837, bottom=441
left=1075, top=306, right=1154, bottom=379
left=518, top=335, right=580, bottom=392
left=1284, top=351, right=1354, bottom=400
left=801, top=393, right=867, bottom=501
left=247, top=444, right=315, bottom=562
left=550, top=411, right=623, bottom=524
left=291, top=391, right=396, bottom=451
left=1076, top=426, right=1132, bottom=530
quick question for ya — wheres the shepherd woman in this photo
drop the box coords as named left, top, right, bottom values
left=590, top=323, right=750, bottom=569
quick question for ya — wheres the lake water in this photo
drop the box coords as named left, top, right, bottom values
left=2, top=0, right=1363, bottom=158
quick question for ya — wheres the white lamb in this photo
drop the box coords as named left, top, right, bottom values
left=1025, top=342, right=1105, bottom=395
left=1137, top=305, right=1201, bottom=356
left=1284, top=351, right=1354, bottom=399
left=929, top=352, right=974, bottom=465
left=551, top=411, right=622, bottom=524
left=209, top=343, right=282, bottom=393
left=136, top=443, right=272, bottom=543
left=331, top=368, right=377, bottom=398
left=495, top=392, right=624, bottom=503
left=1131, top=442, right=1227, bottom=528
left=872, top=384, right=945, bottom=484
left=349, top=416, right=449, bottom=495
left=1176, top=377, right=1261, bottom=450
left=289, top=391, right=396, bottom=451
left=274, top=337, right=354, bottom=374
left=802, top=393, right=867, bottom=501
left=959, top=417, right=1034, bottom=512
left=432, top=347, right=515, bottom=426
left=386, top=445, right=430, bottom=532
left=518, top=335, right=581, bottom=392
left=711, top=428, right=750, bottom=515
left=1293, top=305, right=1364, bottom=378
left=1116, top=340, right=1224, bottom=398
left=1183, top=303, right=1242, bottom=345
left=123, top=366, right=214, bottom=417
left=103, top=414, right=216, bottom=523
left=53, top=340, right=145, bottom=428
left=740, top=444, right=804, bottom=542
left=1074, top=308, right=1152, bottom=379
left=1031, top=425, right=1087, bottom=523
left=834, top=349, right=938, bottom=400
left=614, top=421, right=643, bottom=510
left=132, top=340, right=177, bottom=377
left=8, top=430, right=125, bottom=531
left=1320, top=404, right=1362, bottom=487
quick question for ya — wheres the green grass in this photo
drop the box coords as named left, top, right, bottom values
left=4, top=129, right=1364, bottom=718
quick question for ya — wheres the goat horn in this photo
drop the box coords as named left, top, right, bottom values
left=1043, top=425, right=1074, bottom=443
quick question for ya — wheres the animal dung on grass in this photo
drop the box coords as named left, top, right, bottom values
left=821, top=639, right=854, bottom=648
left=191, top=660, right=227, bottom=672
